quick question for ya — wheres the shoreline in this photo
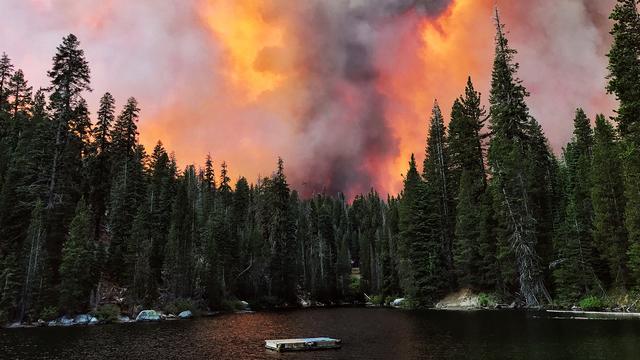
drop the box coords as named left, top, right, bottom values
left=6, top=304, right=640, bottom=329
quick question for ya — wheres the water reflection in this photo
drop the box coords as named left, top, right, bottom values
left=1, top=308, right=640, bottom=359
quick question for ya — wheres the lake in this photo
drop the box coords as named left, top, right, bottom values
left=1, top=307, right=640, bottom=359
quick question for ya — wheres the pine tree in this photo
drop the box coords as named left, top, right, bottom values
left=127, top=200, right=154, bottom=305
left=398, top=155, right=422, bottom=299
left=553, top=109, right=599, bottom=302
left=267, top=158, right=297, bottom=304
left=488, top=10, right=550, bottom=306
left=108, top=99, right=145, bottom=282
left=8, top=69, right=32, bottom=120
left=606, top=1, right=640, bottom=288
left=59, top=199, right=95, bottom=313
left=419, top=102, right=454, bottom=301
left=163, top=166, right=199, bottom=299
left=218, top=161, right=232, bottom=206
left=88, top=93, right=115, bottom=239
left=45, top=35, right=92, bottom=293
left=18, top=200, right=47, bottom=321
left=607, top=0, right=640, bottom=139
left=591, top=115, right=628, bottom=288
left=46, top=33, right=91, bottom=209
left=147, top=142, right=175, bottom=285
left=0, top=52, right=14, bottom=113
left=111, top=97, right=139, bottom=162
left=448, top=77, right=492, bottom=290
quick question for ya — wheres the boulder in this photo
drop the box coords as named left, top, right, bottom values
left=178, top=310, right=193, bottom=319
left=391, top=298, right=406, bottom=308
left=74, top=314, right=93, bottom=325
left=117, top=315, right=132, bottom=323
left=60, top=316, right=75, bottom=326
left=135, top=310, right=161, bottom=322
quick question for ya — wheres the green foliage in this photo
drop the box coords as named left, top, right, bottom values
left=488, top=10, right=552, bottom=306
left=370, top=295, right=385, bottom=306
left=95, top=304, right=120, bottom=323
left=39, top=306, right=59, bottom=321
left=477, top=293, right=496, bottom=308
left=591, top=115, right=628, bottom=288
left=59, top=199, right=96, bottom=314
left=578, top=296, right=606, bottom=311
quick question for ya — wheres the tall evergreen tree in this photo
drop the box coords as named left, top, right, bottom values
left=18, top=200, right=47, bottom=321
left=448, top=77, right=492, bottom=290
left=88, top=93, right=115, bottom=239
left=398, top=155, right=422, bottom=299
left=420, top=102, right=454, bottom=300
left=606, top=0, right=640, bottom=287
left=44, top=35, right=92, bottom=294
left=487, top=10, right=550, bottom=306
left=59, top=199, right=95, bottom=313
left=108, top=99, right=144, bottom=281
left=268, top=158, right=297, bottom=304
left=553, top=109, right=600, bottom=302
left=591, top=115, right=628, bottom=288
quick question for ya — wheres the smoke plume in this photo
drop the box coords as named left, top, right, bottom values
left=0, top=0, right=618, bottom=198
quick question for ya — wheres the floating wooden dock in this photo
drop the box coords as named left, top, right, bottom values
left=265, top=337, right=342, bottom=352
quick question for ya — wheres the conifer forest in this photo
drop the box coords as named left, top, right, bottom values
left=1, top=1, right=640, bottom=327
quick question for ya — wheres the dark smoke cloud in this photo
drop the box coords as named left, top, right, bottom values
left=280, top=0, right=453, bottom=196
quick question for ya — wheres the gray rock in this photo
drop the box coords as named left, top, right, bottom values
left=74, top=314, right=92, bottom=324
left=178, top=310, right=193, bottom=319
left=60, top=316, right=74, bottom=326
left=117, top=315, right=132, bottom=323
left=136, top=310, right=161, bottom=322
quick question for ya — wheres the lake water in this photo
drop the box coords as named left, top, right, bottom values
left=2, top=307, right=640, bottom=359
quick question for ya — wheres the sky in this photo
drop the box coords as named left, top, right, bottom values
left=0, top=0, right=618, bottom=198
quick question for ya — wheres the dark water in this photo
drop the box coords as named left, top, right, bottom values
left=2, top=308, right=640, bottom=359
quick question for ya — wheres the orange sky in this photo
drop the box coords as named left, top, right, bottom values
left=0, top=0, right=618, bottom=198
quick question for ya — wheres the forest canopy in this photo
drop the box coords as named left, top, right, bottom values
left=1, top=1, right=640, bottom=323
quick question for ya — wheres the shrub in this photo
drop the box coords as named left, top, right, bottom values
left=162, top=302, right=178, bottom=315
left=579, top=296, right=605, bottom=311
left=40, top=306, right=59, bottom=321
left=220, top=299, right=245, bottom=312
left=174, top=298, right=199, bottom=315
left=370, top=295, right=385, bottom=306
left=477, top=293, right=496, bottom=308
left=95, top=304, right=121, bottom=323
left=349, top=275, right=360, bottom=293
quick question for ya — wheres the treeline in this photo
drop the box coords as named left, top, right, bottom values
left=391, top=2, right=640, bottom=308
left=1, top=2, right=639, bottom=323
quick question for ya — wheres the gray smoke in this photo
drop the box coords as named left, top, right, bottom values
left=281, top=0, right=453, bottom=196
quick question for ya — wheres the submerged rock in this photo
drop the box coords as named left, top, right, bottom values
left=136, top=310, right=161, bottom=322
left=178, top=310, right=193, bottom=319
left=117, top=315, right=132, bottom=323
left=74, top=314, right=96, bottom=325
left=60, top=316, right=75, bottom=326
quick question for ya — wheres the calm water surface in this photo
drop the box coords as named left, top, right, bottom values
left=1, top=307, right=640, bottom=359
